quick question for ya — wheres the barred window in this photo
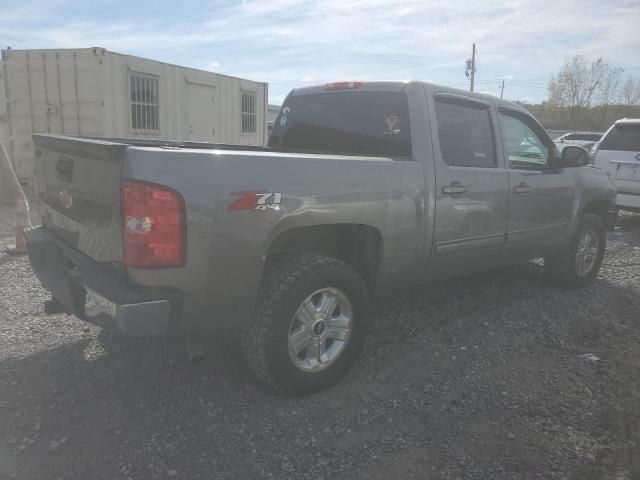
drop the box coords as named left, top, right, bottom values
left=130, top=73, right=159, bottom=132
left=241, top=92, right=257, bottom=133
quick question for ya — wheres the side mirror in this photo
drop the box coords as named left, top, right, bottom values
left=560, top=145, right=591, bottom=167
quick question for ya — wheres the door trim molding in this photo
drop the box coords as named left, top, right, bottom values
left=507, top=219, right=569, bottom=236
left=436, top=232, right=505, bottom=254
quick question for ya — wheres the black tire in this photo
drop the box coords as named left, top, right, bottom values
left=242, top=253, right=369, bottom=396
left=545, top=215, right=606, bottom=288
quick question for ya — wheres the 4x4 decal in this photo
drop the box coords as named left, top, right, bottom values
left=229, top=192, right=282, bottom=211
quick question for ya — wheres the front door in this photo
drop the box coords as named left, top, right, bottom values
left=187, top=82, right=216, bottom=142
left=428, top=95, right=510, bottom=278
left=499, top=110, right=574, bottom=254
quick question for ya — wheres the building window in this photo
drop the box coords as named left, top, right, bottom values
left=130, top=73, right=159, bottom=132
left=241, top=92, right=257, bottom=133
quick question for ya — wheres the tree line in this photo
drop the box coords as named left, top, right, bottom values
left=519, top=55, right=640, bottom=132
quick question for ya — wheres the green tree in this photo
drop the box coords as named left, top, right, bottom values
left=620, top=74, right=640, bottom=111
left=547, top=55, right=623, bottom=128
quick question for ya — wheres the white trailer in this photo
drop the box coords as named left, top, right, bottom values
left=0, top=47, right=268, bottom=179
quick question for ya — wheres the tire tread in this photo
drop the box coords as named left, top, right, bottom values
left=241, top=253, right=346, bottom=390
left=545, top=214, right=606, bottom=288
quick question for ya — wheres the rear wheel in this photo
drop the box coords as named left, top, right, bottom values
left=242, top=253, right=369, bottom=395
left=545, top=215, right=606, bottom=288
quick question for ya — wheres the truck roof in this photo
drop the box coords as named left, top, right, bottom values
left=289, top=80, right=523, bottom=110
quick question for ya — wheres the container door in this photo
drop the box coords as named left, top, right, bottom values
left=187, top=82, right=216, bottom=142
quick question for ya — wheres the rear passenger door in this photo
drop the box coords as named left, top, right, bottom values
left=428, top=94, right=510, bottom=278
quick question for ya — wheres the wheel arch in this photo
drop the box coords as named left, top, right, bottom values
left=581, top=199, right=612, bottom=225
left=264, top=223, right=383, bottom=291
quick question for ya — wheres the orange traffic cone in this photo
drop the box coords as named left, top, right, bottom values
left=5, top=186, right=32, bottom=255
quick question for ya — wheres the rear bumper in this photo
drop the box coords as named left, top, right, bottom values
left=25, top=226, right=180, bottom=336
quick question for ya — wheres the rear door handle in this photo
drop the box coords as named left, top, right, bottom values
left=442, top=182, right=468, bottom=196
left=512, top=182, right=532, bottom=194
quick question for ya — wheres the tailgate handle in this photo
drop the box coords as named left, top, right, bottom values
left=55, top=157, right=74, bottom=182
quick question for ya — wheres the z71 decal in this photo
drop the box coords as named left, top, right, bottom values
left=229, top=192, right=282, bottom=211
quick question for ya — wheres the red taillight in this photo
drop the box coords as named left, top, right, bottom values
left=121, top=179, right=185, bottom=268
left=325, top=81, right=362, bottom=90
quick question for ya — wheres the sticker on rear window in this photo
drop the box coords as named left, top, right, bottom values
left=384, top=115, right=400, bottom=135
left=280, top=107, right=291, bottom=127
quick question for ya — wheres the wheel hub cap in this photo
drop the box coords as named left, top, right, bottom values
left=575, top=229, right=599, bottom=277
left=312, top=320, right=326, bottom=335
left=288, top=287, right=353, bottom=372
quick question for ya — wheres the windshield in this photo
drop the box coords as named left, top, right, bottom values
left=600, top=124, right=640, bottom=151
left=269, top=92, right=412, bottom=157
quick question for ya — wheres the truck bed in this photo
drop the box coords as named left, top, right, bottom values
left=74, top=136, right=273, bottom=152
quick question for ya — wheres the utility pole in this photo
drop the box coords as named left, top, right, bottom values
left=500, top=79, right=505, bottom=99
left=465, top=43, right=477, bottom=92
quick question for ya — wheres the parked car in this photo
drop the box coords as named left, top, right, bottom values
left=26, top=81, right=616, bottom=395
left=592, top=118, right=640, bottom=213
left=554, top=131, right=604, bottom=152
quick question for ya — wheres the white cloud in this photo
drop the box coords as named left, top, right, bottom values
left=269, top=94, right=285, bottom=105
left=1, top=0, right=638, bottom=104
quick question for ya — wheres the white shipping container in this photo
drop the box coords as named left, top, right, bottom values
left=0, top=47, right=268, bottom=179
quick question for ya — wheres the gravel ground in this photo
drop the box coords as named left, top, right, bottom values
left=1, top=199, right=639, bottom=480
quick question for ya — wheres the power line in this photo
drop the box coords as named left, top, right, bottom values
left=510, top=81, right=545, bottom=87
left=509, top=81, right=547, bottom=89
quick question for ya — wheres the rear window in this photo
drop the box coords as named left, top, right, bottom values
left=600, top=124, right=640, bottom=151
left=268, top=92, right=412, bottom=158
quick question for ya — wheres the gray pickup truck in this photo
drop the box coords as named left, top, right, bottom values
left=26, top=81, right=616, bottom=394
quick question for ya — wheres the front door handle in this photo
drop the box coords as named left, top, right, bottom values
left=512, top=182, right=532, bottom=194
left=442, top=182, right=468, bottom=196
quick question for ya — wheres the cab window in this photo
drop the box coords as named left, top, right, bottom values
left=500, top=112, right=549, bottom=170
left=434, top=99, right=496, bottom=168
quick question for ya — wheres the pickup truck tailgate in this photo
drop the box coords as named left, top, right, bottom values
left=32, top=134, right=127, bottom=262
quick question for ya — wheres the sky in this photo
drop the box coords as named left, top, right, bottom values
left=1, top=0, right=639, bottom=105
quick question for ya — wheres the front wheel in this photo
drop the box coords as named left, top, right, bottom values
left=242, top=253, right=369, bottom=395
left=545, top=215, right=606, bottom=288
